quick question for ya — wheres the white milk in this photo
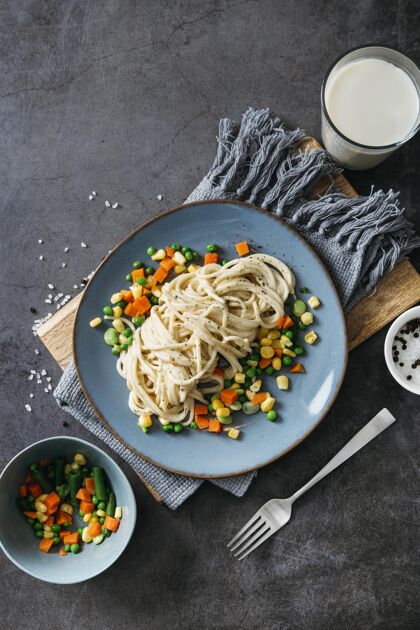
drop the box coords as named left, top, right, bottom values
left=322, top=57, right=419, bottom=169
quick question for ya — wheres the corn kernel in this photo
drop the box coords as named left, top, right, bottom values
left=272, top=357, right=282, bottom=371
left=228, top=428, right=240, bottom=440
left=110, top=292, right=122, bottom=304
left=115, top=506, right=122, bottom=519
left=130, top=284, right=142, bottom=299
left=301, top=311, right=314, bottom=326
left=280, top=335, right=293, bottom=347
left=282, top=348, right=296, bottom=357
left=304, top=330, right=318, bottom=345
left=260, top=337, right=273, bottom=346
left=151, top=248, right=166, bottom=261
left=212, top=399, right=224, bottom=410
left=158, top=416, right=170, bottom=426
left=267, top=329, right=281, bottom=340
left=245, top=389, right=254, bottom=401
left=43, top=531, right=54, bottom=539
left=234, top=372, right=246, bottom=384
left=74, top=453, right=86, bottom=466
left=96, top=509, right=106, bottom=517
left=61, top=503, right=73, bottom=515
left=89, top=517, right=99, bottom=526
left=38, top=494, right=48, bottom=502
left=174, top=264, right=186, bottom=274
left=113, top=344, right=121, bottom=354
left=308, top=296, right=321, bottom=309
left=37, top=512, right=48, bottom=523
left=82, top=528, right=93, bottom=543
left=260, top=346, right=275, bottom=359
left=83, top=513, right=92, bottom=523
left=276, top=375, right=289, bottom=390
left=216, top=407, right=231, bottom=419
left=119, top=335, right=129, bottom=344
left=71, top=462, right=80, bottom=471
left=93, top=534, right=104, bottom=545
left=260, top=396, right=276, bottom=412
left=173, top=251, right=186, bottom=265
left=138, top=414, right=153, bottom=429
left=230, top=383, right=240, bottom=390
left=89, top=317, right=102, bottom=328
left=112, top=305, right=123, bottom=318
left=187, top=264, right=200, bottom=273
left=43, top=525, right=52, bottom=532
left=258, top=327, right=269, bottom=339
left=250, top=379, right=262, bottom=393
left=272, top=339, right=283, bottom=349
left=151, top=287, right=162, bottom=298
left=35, top=501, right=47, bottom=513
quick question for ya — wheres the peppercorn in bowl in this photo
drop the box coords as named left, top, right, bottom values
left=0, top=436, right=136, bottom=584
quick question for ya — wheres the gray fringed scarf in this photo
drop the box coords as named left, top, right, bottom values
left=55, top=107, right=420, bottom=509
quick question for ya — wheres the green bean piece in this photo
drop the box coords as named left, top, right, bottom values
left=147, top=246, right=156, bottom=256
left=102, top=305, right=113, bottom=316
left=103, top=528, right=111, bottom=537
left=32, top=468, right=53, bottom=493
left=222, top=258, right=229, bottom=266
left=206, top=243, right=218, bottom=252
left=292, top=299, right=306, bottom=317
left=54, top=457, right=65, bottom=487
left=68, top=470, right=82, bottom=505
left=92, top=466, right=107, bottom=501
left=171, top=243, right=181, bottom=251
left=125, top=273, right=133, bottom=282
left=132, top=260, right=143, bottom=269
left=224, top=379, right=233, bottom=388
left=104, top=328, right=119, bottom=346
left=106, top=491, right=116, bottom=517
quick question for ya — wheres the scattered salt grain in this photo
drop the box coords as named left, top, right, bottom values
left=89, top=194, right=94, bottom=201
left=157, top=194, right=163, bottom=201
left=29, top=393, right=34, bottom=399
left=48, top=284, right=54, bottom=290
left=61, top=262, right=66, bottom=268
left=30, top=370, right=36, bottom=375
left=44, top=388, right=49, bottom=393
left=73, top=284, right=78, bottom=289
left=45, top=299, right=52, bottom=304
left=57, top=293, right=63, bottom=298
left=46, top=377, right=51, bottom=382
left=80, top=242, right=87, bottom=248
left=112, top=202, right=119, bottom=209
left=39, top=255, right=44, bottom=261
left=41, top=369, right=47, bottom=376
left=28, top=374, right=34, bottom=380
left=64, top=246, right=69, bottom=253
left=34, top=349, right=40, bottom=355
left=105, top=200, right=111, bottom=207
left=25, top=404, right=32, bottom=412
left=38, top=239, right=43, bottom=244
left=47, top=384, right=52, bottom=391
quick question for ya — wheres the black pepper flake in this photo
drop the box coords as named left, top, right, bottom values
left=393, top=357, right=398, bottom=363
left=407, top=375, right=412, bottom=381
left=415, top=333, right=419, bottom=338
left=402, top=346, right=407, bottom=351
left=30, top=307, right=37, bottom=314
left=392, top=345, right=397, bottom=351
left=399, top=362, right=404, bottom=367
left=62, top=421, right=69, bottom=427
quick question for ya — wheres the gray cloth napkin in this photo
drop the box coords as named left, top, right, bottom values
left=54, top=107, right=420, bottom=509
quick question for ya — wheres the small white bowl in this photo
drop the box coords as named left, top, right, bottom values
left=384, top=305, right=420, bottom=395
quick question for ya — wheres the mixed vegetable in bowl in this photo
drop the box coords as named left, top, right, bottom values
left=17, top=453, right=122, bottom=555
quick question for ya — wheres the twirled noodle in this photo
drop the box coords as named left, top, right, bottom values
left=116, top=254, right=295, bottom=425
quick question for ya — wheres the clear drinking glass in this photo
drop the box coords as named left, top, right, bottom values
left=321, top=45, right=420, bottom=170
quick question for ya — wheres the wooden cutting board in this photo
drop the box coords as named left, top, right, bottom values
left=37, top=137, right=420, bottom=367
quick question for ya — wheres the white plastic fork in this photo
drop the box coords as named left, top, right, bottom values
left=228, top=408, right=396, bottom=560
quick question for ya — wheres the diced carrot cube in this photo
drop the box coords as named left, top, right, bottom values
left=214, top=367, right=224, bottom=377
left=274, top=348, right=283, bottom=357
left=132, top=296, right=151, bottom=315
left=59, top=548, right=67, bottom=556
left=124, top=302, right=138, bottom=317
left=235, top=241, right=250, bottom=256
left=56, top=509, right=72, bottom=525
left=131, top=268, right=145, bottom=283
left=204, top=253, right=218, bottom=265
left=39, top=538, right=54, bottom=553
left=80, top=500, right=95, bottom=514
left=75, top=487, right=91, bottom=502
left=63, top=532, right=80, bottom=545
left=276, top=315, right=294, bottom=329
left=160, top=257, right=176, bottom=272
left=290, top=363, right=305, bottom=374
left=195, top=416, right=210, bottom=430
left=251, top=392, right=268, bottom=405
left=194, top=404, right=208, bottom=416
left=220, top=389, right=238, bottom=405
left=120, top=289, right=134, bottom=302
left=27, top=482, right=42, bottom=498
left=153, top=267, right=168, bottom=284
left=259, top=358, right=271, bottom=369
left=166, top=246, right=175, bottom=258
left=208, top=419, right=223, bottom=433
left=23, top=511, right=38, bottom=519
left=103, top=516, right=120, bottom=532
left=19, top=484, right=27, bottom=497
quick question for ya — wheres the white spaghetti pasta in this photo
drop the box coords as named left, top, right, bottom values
left=116, top=254, right=295, bottom=425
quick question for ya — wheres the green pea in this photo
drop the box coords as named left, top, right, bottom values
left=191, top=421, right=198, bottom=429
left=294, top=346, right=304, bottom=356
left=70, top=543, right=80, bottom=554
left=218, top=415, right=232, bottom=425
left=224, top=379, right=232, bottom=388
left=99, top=517, right=105, bottom=524
left=266, top=410, right=277, bottom=422
left=77, top=527, right=83, bottom=536
left=140, top=425, right=149, bottom=434
left=246, top=368, right=256, bottom=379
left=53, top=536, right=60, bottom=545
left=28, top=495, right=35, bottom=505
left=27, top=517, right=34, bottom=525
left=103, top=528, right=111, bottom=537
left=64, top=544, right=71, bottom=552
left=36, top=530, right=44, bottom=538
left=222, top=259, right=229, bottom=266
left=239, top=395, right=247, bottom=404
left=149, top=295, right=159, bottom=305
left=174, top=423, right=184, bottom=433
left=145, top=266, right=154, bottom=276
left=265, top=366, right=274, bottom=375
left=30, top=463, right=39, bottom=472
left=293, top=300, right=306, bottom=317
left=133, top=316, right=145, bottom=327
left=97, top=501, right=106, bottom=510
left=104, top=328, right=119, bottom=346
left=147, top=247, right=156, bottom=256
left=78, top=509, right=84, bottom=517
left=136, top=276, right=147, bottom=286
left=132, top=260, right=143, bottom=269
left=62, top=523, right=71, bottom=529
left=116, top=300, right=127, bottom=309
left=125, top=273, right=133, bottom=282
left=192, top=251, right=199, bottom=260
left=208, top=404, right=214, bottom=413
left=206, top=243, right=218, bottom=252
left=256, top=367, right=262, bottom=375
left=298, top=321, right=306, bottom=330
left=111, top=347, right=120, bottom=356
left=124, top=327, right=133, bottom=338
left=92, top=495, right=98, bottom=505
left=285, top=330, right=295, bottom=340
left=34, top=521, right=43, bottom=531
left=249, top=353, right=259, bottom=361
left=120, top=343, right=128, bottom=351
left=283, top=356, right=293, bottom=367
left=52, top=524, right=61, bottom=533
left=184, top=250, right=193, bottom=261
left=181, top=246, right=191, bottom=254
left=163, top=424, right=174, bottom=432
left=171, top=243, right=181, bottom=251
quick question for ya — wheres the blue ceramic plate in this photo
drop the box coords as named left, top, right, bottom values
left=0, top=436, right=136, bottom=584
left=74, top=201, right=347, bottom=477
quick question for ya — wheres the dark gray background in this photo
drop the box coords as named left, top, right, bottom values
left=1, top=1, right=419, bottom=629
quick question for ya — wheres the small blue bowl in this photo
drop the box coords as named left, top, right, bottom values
left=0, top=436, right=137, bottom=584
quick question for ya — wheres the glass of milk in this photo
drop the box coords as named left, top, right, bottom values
left=321, top=45, right=420, bottom=170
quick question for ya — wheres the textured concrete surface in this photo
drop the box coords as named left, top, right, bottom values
left=1, top=1, right=420, bottom=629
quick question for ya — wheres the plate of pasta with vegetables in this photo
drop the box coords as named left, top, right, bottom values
left=74, top=200, right=347, bottom=477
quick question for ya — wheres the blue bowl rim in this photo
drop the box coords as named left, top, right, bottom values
left=73, top=199, right=348, bottom=478
left=0, top=435, right=137, bottom=584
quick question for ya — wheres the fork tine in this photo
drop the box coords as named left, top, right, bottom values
left=236, top=527, right=273, bottom=561
left=228, top=516, right=265, bottom=553
left=233, top=523, right=271, bottom=558
left=227, top=513, right=262, bottom=549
